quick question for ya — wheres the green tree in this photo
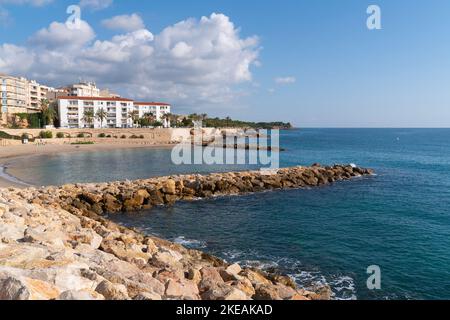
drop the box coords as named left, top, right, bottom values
left=95, top=108, right=107, bottom=128
left=128, top=110, right=140, bottom=128
left=82, top=109, right=95, bottom=128
left=40, top=99, right=57, bottom=126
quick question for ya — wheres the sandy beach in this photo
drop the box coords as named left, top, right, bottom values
left=0, top=142, right=174, bottom=188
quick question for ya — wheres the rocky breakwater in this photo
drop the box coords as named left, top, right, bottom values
left=0, top=164, right=373, bottom=300
left=40, top=164, right=373, bottom=215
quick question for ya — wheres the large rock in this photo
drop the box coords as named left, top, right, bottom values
left=0, top=276, right=30, bottom=300
left=0, top=224, right=25, bottom=242
left=165, top=279, right=200, bottom=300
left=0, top=274, right=60, bottom=300
left=57, top=289, right=104, bottom=300
left=199, top=267, right=225, bottom=292
left=253, top=285, right=282, bottom=300
left=95, top=280, right=129, bottom=300
left=162, top=179, right=177, bottom=195
left=103, top=194, right=122, bottom=213
left=201, top=284, right=249, bottom=300
left=151, top=248, right=183, bottom=268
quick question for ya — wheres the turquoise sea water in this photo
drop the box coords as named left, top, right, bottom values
left=6, top=129, right=450, bottom=300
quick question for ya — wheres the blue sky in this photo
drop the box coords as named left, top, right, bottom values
left=1, top=0, right=450, bottom=127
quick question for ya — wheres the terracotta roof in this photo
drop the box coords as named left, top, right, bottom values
left=57, top=96, right=134, bottom=102
left=135, top=102, right=171, bottom=106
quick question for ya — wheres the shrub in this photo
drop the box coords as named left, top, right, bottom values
left=77, top=133, right=85, bottom=138
left=56, top=132, right=65, bottom=139
left=21, top=133, right=29, bottom=140
left=139, top=135, right=145, bottom=139
left=39, top=131, right=53, bottom=139
left=129, top=135, right=139, bottom=139
left=106, top=135, right=112, bottom=138
left=71, top=141, right=95, bottom=145
left=120, top=135, right=127, bottom=139
left=98, top=133, right=106, bottom=138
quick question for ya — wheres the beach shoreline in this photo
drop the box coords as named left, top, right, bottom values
left=0, top=142, right=174, bottom=188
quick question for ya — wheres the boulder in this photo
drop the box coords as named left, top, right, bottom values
left=79, top=192, right=102, bottom=205
left=162, top=179, right=177, bottom=195
left=0, top=276, right=30, bottom=300
left=240, top=269, right=272, bottom=288
left=201, top=284, right=249, bottom=300
left=187, top=268, right=201, bottom=284
left=57, top=289, right=104, bottom=300
left=230, top=278, right=255, bottom=297
left=103, top=194, right=122, bottom=213
left=199, top=267, right=225, bottom=292
left=148, top=190, right=165, bottom=205
left=165, top=279, right=200, bottom=300
left=134, top=291, right=162, bottom=300
left=151, top=249, right=183, bottom=268
left=0, top=275, right=60, bottom=300
left=95, top=280, right=129, bottom=300
left=253, top=285, right=282, bottom=300
left=0, top=224, right=25, bottom=242
left=307, top=285, right=333, bottom=300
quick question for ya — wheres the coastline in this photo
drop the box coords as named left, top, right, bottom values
left=0, top=142, right=174, bottom=188
left=0, top=164, right=371, bottom=300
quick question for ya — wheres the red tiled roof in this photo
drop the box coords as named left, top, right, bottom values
left=57, top=96, right=134, bottom=102
left=135, top=102, right=171, bottom=106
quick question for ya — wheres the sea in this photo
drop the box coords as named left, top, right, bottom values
left=5, top=129, right=450, bottom=300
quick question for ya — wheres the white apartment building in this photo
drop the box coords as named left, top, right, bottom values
left=67, top=81, right=100, bottom=97
left=58, top=96, right=134, bottom=129
left=28, top=80, right=54, bottom=111
left=134, top=102, right=171, bottom=127
left=58, top=98, right=172, bottom=129
left=1, top=74, right=29, bottom=125
left=0, top=74, right=58, bottom=125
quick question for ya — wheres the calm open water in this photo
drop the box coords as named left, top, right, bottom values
left=6, top=129, right=450, bottom=300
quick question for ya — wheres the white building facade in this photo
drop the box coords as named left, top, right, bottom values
left=58, top=98, right=172, bottom=129
left=134, top=102, right=171, bottom=127
left=67, top=82, right=100, bottom=97
left=58, top=97, right=135, bottom=129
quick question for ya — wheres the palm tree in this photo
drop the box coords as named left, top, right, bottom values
left=40, top=98, right=56, bottom=126
left=95, top=108, right=107, bottom=128
left=162, top=113, right=171, bottom=128
left=169, top=114, right=179, bottom=128
left=189, top=113, right=202, bottom=121
left=225, top=116, right=232, bottom=128
left=82, top=109, right=95, bottom=128
left=128, top=110, right=140, bottom=128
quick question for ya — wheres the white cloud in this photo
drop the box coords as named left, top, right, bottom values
left=275, top=76, right=296, bottom=84
left=0, top=44, right=35, bottom=73
left=29, top=20, right=95, bottom=50
left=79, top=0, right=112, bottom=11
left=101, top=13, right=145, bottom=32
left=0, top=13, right=260, bottom=109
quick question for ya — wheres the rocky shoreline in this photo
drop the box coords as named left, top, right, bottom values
left=0, top=164, right=373, bottom=300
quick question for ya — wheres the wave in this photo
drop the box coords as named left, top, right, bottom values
left=221, top=248, right=357, bottom=300
left=171, top=236, right=207, bottom=249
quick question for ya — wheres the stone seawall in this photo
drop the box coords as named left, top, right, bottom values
left=0, top=165, right=373, bottom=300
